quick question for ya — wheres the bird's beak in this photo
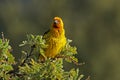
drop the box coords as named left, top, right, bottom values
left=53, top=19, right=60, bottom=28
left=54, top=20, right=58, bottom=24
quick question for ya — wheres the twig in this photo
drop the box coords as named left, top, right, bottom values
left=1, top=32, right=5, bottom=42
left=56, top=55, right=85, bottom=66
left=86, top=76, right=90, bottom=80
left=20, top=45, right=35, bottom=66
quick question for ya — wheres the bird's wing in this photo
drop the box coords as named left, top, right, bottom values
left=43, top=29, right=50, bottom=39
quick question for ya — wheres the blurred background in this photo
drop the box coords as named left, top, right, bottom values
left=0, top=0, right=120, bottom=80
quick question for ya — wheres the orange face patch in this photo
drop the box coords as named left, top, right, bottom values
left=53, top=17, right=62, bottom=28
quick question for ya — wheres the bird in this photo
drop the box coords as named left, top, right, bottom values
left=42, top=17, right=66, bottom=59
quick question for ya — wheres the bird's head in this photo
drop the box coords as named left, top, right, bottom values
left=52, top=17, right=64, bottom=29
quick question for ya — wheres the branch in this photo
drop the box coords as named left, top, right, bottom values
left=7, top=45, right=35, bottom=75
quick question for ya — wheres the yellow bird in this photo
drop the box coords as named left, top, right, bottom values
left=42, top=17, right=66, bottom=59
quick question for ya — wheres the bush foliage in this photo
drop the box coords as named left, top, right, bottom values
left=0, top=34, right=85, bottom=80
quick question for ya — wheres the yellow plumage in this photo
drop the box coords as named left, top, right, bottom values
left=43, top=17, right=66, bottom=58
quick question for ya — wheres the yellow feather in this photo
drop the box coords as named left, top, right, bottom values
left=43, top=17, right=66, bottom=58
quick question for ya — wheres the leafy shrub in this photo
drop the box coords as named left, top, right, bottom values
left=0, top=34, right=86, bottom=80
